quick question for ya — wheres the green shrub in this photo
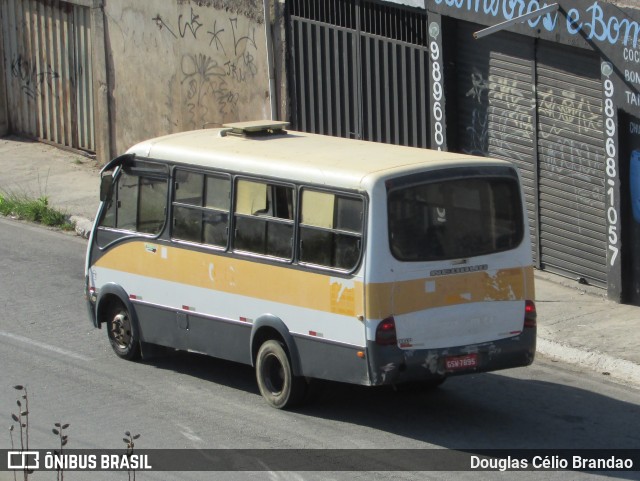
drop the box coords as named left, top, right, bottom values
left=0, top=191, right=74, bottom=230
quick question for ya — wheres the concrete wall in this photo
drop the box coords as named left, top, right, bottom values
left=103, top=0, right=271, bottom=154
left=0, top=15, right=8, bottom=137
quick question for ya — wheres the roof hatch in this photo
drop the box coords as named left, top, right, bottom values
left=222, top=120, right=289, bottom=138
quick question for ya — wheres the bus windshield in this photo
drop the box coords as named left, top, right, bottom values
left=387, top=176, right=524, bottom=262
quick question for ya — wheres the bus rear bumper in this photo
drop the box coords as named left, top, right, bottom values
left=366, top=328, right=536, bottom=386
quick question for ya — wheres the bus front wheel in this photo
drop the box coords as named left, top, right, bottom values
left=255, top=340, right=306, bottom=409
left=105, top=301, right=141, bottom=361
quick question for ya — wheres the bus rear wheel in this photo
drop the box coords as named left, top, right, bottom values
left=256, top=340, right=306, bottom=409
left=106, top=301, right=140, bottom=361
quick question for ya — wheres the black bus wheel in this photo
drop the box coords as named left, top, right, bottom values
left=256, top=340, right=307, bottom=409
left=106, top=301, right=141, bottom=361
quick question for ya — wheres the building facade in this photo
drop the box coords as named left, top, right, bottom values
left=0, top=0, right=272, bottom=159
left=285, top=0, right=640, bottom=305
left=424, top=0, right=640, bottom=304
left=1, top=0, right=639, bottom=304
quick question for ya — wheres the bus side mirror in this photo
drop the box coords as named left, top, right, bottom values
left=100, top=175, right=114, bottom=202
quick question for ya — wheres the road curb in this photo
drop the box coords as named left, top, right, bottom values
left=537, top=336, right=640, bottom=387
left=70, top=215, right=92, bottom=239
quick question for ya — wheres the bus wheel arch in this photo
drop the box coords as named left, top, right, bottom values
left=96, top=287, right=141, bottom=361
left=250, top=317, right=307, bottom=409
left=250, top=317, right=302, bottom=376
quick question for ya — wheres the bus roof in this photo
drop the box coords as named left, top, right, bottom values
left=126, top=127, right=514, bottom=191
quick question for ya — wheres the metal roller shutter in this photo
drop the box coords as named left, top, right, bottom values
left=455, top=23, right=607, bottom=286
left=455, top=22, right=538, bottom=264
left=536, top=41, right=607, bottom=286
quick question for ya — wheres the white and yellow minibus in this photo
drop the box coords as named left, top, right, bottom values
left=85, top=120, right=536, bottom=409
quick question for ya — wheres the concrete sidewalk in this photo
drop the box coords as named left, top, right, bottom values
left=1, top=135, right=639, bottom=387
left=0, top=136, right=99, bottom=236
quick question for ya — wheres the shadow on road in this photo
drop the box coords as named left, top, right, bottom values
left=146, top=349, right=640, bottom=458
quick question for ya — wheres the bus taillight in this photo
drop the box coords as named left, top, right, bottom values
left=375, top=316, right=397, bottom=346
left=524, top=300, right=537, bottom=328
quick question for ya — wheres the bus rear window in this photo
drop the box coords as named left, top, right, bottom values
left=388, top=177, right=523, bottom=261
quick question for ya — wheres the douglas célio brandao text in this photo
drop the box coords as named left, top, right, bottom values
left=470, top=455, right=635, bottom=471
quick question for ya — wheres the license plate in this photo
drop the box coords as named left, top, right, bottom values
left=445, top=353, right=478, bottom=372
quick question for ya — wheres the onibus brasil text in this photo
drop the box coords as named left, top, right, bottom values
left=39, top=452, right=152, bottom=470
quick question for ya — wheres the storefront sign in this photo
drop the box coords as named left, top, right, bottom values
left=430, top=0, right=639, bottom=49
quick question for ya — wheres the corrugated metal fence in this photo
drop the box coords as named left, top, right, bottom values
left=288, top=0, right=430, bottom=148
left=0, top=0, right=94, bottom=152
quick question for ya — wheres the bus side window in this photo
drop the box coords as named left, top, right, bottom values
left=173, top=170, right=204, bottom=243
left=100, top=185, right=117, bottom=228
left=173, top=170, right=230, bottom=247
left=98, top=169, right=167, bottom=235
left=234, top=179, right=294, bottom=259
left=299, top=190, right=363, bottom=271
left=138, top=177, right=168, bottom=234
left=114, top=170, right=138, bottom=231
left=203, top=176, right=231, bottom=247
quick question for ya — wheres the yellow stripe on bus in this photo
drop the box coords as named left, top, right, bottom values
left=95, top=241, right=534, bottom=320
left=365, top=266, right=534, bottom=319
left=94, top=241, right=363, bottom=317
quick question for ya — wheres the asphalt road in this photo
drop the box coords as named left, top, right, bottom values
left=1, top=218, right=639, bottom=481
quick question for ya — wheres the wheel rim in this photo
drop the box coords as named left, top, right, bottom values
left=110, top=311, right=132, bottom=350
left=262, top=353, right=285, bottom=395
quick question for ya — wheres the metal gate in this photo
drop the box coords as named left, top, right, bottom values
left=536, top=41, right=606, bottom=286
left=288, top=0, right=430, bottom=148
left=0, top=0, right=95, bottom=152
left=456, top=22, right=606, bottom=287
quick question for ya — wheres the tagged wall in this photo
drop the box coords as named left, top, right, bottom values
left=104, top=0, right=270, bottom=154
left=0, top=34, right=7, bottom=136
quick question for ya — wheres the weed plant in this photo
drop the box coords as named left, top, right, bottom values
left=9, top=385, right=141, bottom=480
left=0, top=192, right=74, bottom=230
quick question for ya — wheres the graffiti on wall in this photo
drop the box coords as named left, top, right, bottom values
left=10, top=54, right=60, bottom=100
left=462, top=69, right=489, bottom=156
left=461, top=69, right=534, bottom=161
left=152, top=7, right=260, bottom=128
left=537, top=84, right=604, bottom=182
left=460, top=65, right=607, bottom=208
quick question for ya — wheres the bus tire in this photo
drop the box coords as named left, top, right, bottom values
left=256, top=340, right=307, bottom=409
left=106, top=300, right=141, bottom=361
